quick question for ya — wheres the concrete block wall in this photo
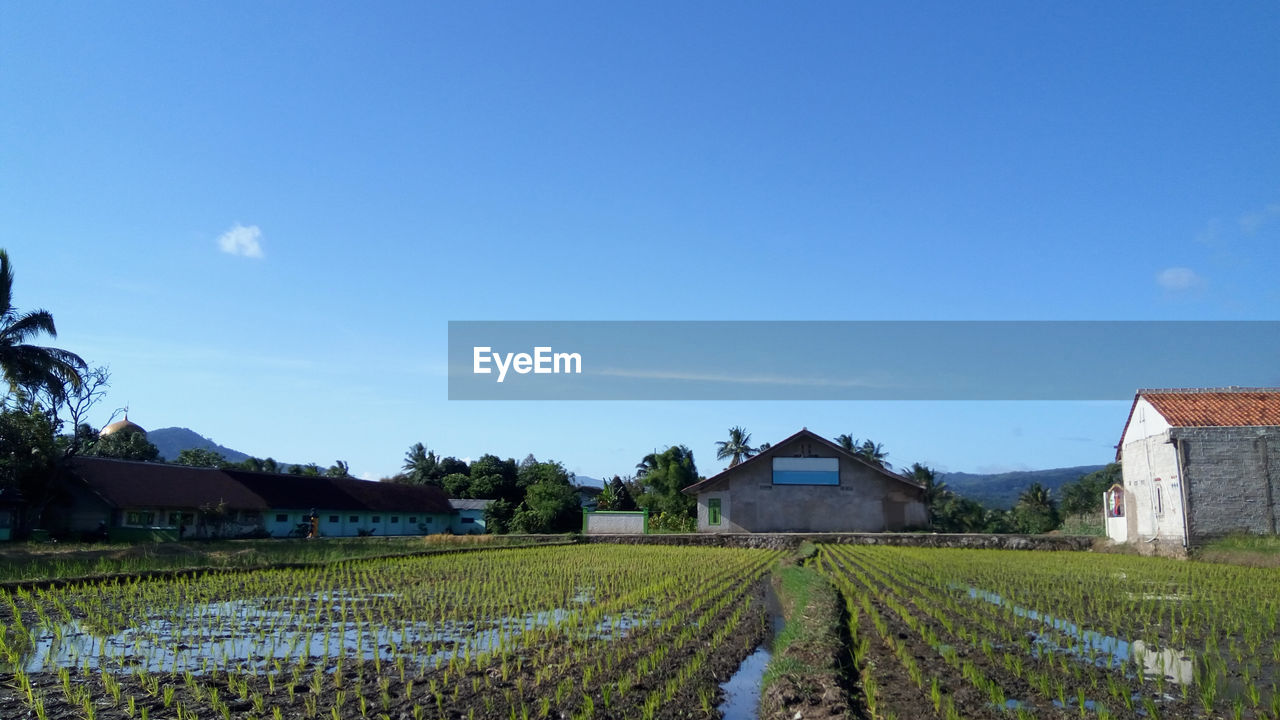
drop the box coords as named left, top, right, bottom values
left=1178, top=427, right=1280, bottom=541
left=693, top=435, right=927, bottom=533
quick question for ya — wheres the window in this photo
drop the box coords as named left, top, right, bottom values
left=1153, top=479, right=1164, bottom=515
left=168, top=512, right=182, bottom=526
left=390, top=516, right=399, bottom=523
left=461, top=517, right=476, bottom=524
left=349, top=516, right=359, bottom=523
left=125, top=511, right=155, bottom=527
left=275, top=514, right=288, bottom=522
left=772, top=457, right=839, bottom=485
left=328, top=516, right=339, bottom=523
left=708, top=498, right=722, bottom=526
left=372, top=516, right=381, bottom=523
left=409, top=517, right=417, bottom=523
left=420, top=517, right=430, bottom=524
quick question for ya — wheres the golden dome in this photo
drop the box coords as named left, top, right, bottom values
left=100, top=415, right=146, bottom=437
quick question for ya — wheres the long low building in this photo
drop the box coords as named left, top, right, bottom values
left=48, top=456, right=461, bottom=540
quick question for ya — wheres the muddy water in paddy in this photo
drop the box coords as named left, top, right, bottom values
left=14, top=587, right=658, bottom=676
left=718, top=583, right=786, bottom=720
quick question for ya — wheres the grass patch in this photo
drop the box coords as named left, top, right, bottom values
left=1057, top=513, right=1105, bottom=537
left=759, top=563, right=849, bottom=719
left=1194, top=533, right=1280, bottom=567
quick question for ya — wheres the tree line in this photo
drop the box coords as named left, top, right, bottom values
left=1, top=246, right=1119, bottom=538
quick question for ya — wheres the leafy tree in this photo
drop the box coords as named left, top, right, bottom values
left=511, top=478, right=579, bottom=534
left=89, top=430, right=161, bottom=463
left=757, top=442, right=771, bottom=453
left=325, top=460, right=351, bottom=478
left=0, top=249, right=86, bottom=404
left=715, top=426, right=756, bottom=468
left=635, top=445, right=699, bottom=520
left=1012, top=482, right=1060, bottom=534
left=467, top=454, right=520, bottom=501
left=401, top=442, right=439, bottom=485
left=437, top=456, right=470, bottom=478
left=1059, top=463, right=1121, bottom=517
left=441, top=472, right=471, bottom=498
left=484, top=498, right=516, bottom=534
left=174, top=448, right=228, bottom=468
left=0, top=405, right=60, bottom=529
left=605, top=475, right=636, bottom=511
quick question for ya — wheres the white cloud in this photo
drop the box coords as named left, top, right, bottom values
left=217, top=224, right=264, bottom=258
left=595, top=367, right=885, bottom=388
left=1240, top=203, right=1280, bottom=235
left=1156, top=267, right=1204, bottom=291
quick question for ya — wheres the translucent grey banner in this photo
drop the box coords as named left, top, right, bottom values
left=447, top=321, right=1280, bottom=400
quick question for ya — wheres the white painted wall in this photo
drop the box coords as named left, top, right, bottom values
left=1120, top=431, right=1186, bottom=544
left=1122, top=397, right=1172, bottom=447
left=585, top=511, right=646, bottom=534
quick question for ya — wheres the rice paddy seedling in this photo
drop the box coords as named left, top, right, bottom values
left=813, top=542, right=1280, bottom=720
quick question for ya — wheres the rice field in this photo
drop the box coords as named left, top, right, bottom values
left=817, top=543, right=1280, bottom=720
left=0, top=544, right=782, bottom=720
left=6, top=540, right=1280, bottom=720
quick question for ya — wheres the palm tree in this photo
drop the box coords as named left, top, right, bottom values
left=834, top=434, right=858, bottom=454
left=715, top=426, right=756, bottom=468
left=856, top=439, right=889, bottom=469
left=1014, top=482, right=1060, bottom=533
left=1, top=249, right=85, bottom=402
left=904, top=462, right=947, bottom=525
left=1017, top=482, right=1053, bottom=509
left=635, top=452, right=658, bottom=478
left=402, top=442, right=438, bottom=484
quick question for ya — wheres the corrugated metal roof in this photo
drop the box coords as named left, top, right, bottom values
left=70, top=457, right=454, bottom=514
left=449, top=498, right=495, bottom=511
left=69, top=457, right=270, bottom=510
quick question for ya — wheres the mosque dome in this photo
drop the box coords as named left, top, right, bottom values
left=99, top=415, right=146, bottom=437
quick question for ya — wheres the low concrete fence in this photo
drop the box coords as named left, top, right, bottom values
left=582, top=532, right=1097, bottom=552
left=583, top=510, right=648, bottom=535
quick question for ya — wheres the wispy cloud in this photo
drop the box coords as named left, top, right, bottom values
left=217, top=224, right=264, bottom=258
left=1240, top=202, right=1280, bottom=235
left=1156, top=267, right=1204, bottom=292
left=595, top=367, right=885, bottom=388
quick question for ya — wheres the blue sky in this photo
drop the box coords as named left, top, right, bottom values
left=3, top=3, right=1278, bottom=481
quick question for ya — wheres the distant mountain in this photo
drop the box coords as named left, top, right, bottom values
left=146, top=427, right=253, bottom=464
left=574, top=475, right=603, bottom=488
left=939, top=465, right=1106, bottom=510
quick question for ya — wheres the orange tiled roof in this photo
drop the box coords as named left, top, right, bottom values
left=1141, top=388, right=1280, bottom=427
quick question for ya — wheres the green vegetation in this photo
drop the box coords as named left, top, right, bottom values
left=715, top=425, right=757, bottom=468
left=1195, top=534, right=1280, bottom=567
left=631, top=445, right=700, bottom=532
left=817, top=544, right=1280, bottom=718
left=0, top=535, right=559, bottom=585
left=0, top=249, right=86, bottom=403
left=0, top=544, right=781, bottom=720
